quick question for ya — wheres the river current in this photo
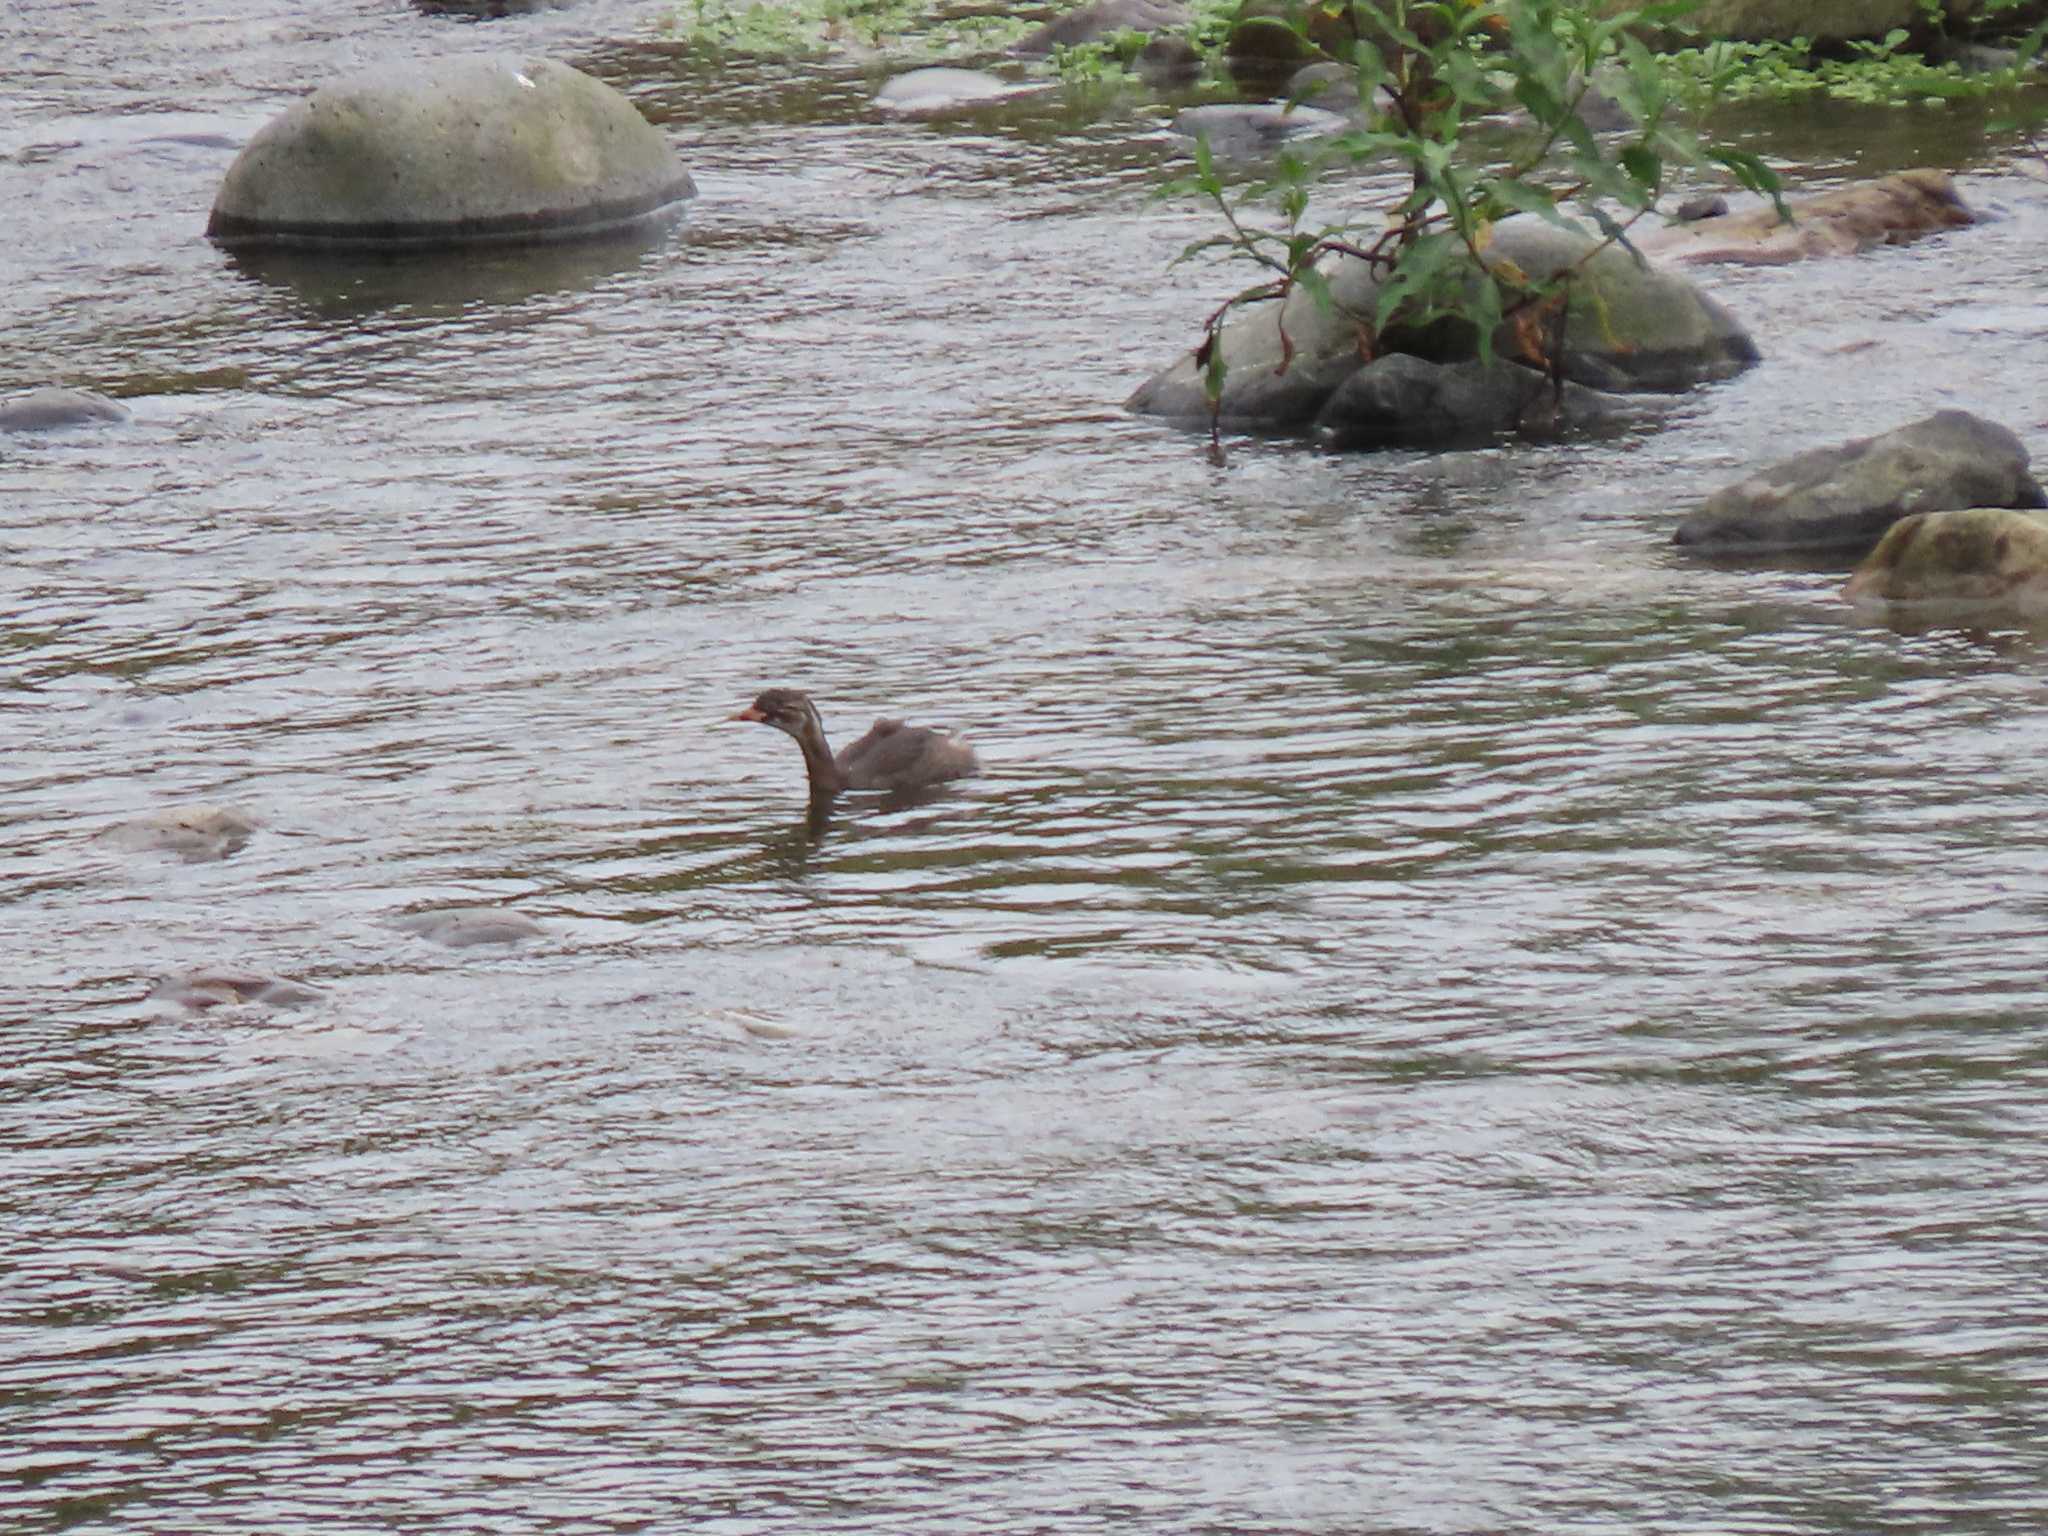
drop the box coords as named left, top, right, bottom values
left=4, top=2, right=2047, bottom=1531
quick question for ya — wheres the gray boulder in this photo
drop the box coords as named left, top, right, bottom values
left=1674, top=411, right=2046, bottom=556
left=207, top=56, right=695, bottom=249
left=1013, top=0, right=1191, bottom=54
left=1129, top=241, right=1382, bottom=429
left=1314, top=355, right=1662, bottom=449
left=0, top=386, right=129, bottom=432
left=1129, top=219, right=1757, bottom=433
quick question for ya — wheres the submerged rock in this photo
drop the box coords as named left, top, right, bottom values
left=152, top=971, right=325, bottom=1010
left=1169, top=102, right=1351, bottom=158
left=1012, top=0, right=1190, bottom=55
left=1845, top=507, right=2048, bottom=609
left=873, top=69, right=1039, bottom=115
left=1129, top=219, right=1756, bottom=437
left=0, top=387, right=129, bottom=433
left=1674, top=411, right=2046, bottom=556
left=396, top=907, right=544, bottom=947
left=1639, top=170, right=1973, bottom=266
left=207, top=56, right=695, bottom=249
left=1313, top=355, right=1662, bottom=449
left=101, top=805, right=258, bottom=862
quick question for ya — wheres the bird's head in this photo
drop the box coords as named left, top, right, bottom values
left=728, top=688, right=825, bottom=745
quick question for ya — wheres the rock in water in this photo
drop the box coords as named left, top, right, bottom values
left=1845, top=508, right=2048, bottom=609
left=151, top=971, right=326, bottom=1010
left=1128, top=219, right=1756, bottom=433
left=1012, top=0, right=1190, bottom=55
left=396, top=907, right=545, bottom=947
left=1313, top=355, right=1661, bottom=449
left=101, top=805, right=258, bottom=862
left=207, top=56, right=696, bottom=249
left=873, top=69, right=1037, bottom=115
left=1169, top=103, right=1351, bottom=159
left=1674, top=411, right=2046, bottom=557
left=1639, top=170, right=1973, bottom=266
left=0, top=387, right=129, bottom=432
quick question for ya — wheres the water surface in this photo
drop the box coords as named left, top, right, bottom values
left=5, top=5, right=2048, bottom=1530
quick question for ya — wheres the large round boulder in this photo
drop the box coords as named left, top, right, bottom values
left=1128, top=219, right=1757, bottom=431
left=1674, top=411, right=2046, bottom=557
left=1844, top=507, right=2048, bottom=609
left=207, top=56, right=696, bottom=249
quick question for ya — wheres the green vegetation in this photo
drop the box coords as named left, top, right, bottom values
left=1661, top=27, right=2046, bottom=109
left=1164, top=1, right=1785, bottom=420
left=659, top=0, right=1033, bottom=58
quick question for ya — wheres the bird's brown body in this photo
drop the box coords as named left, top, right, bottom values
left=729, top=689, right=979, bottom=798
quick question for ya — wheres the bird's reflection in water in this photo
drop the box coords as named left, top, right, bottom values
left=740, top=785, right=978, bottom=883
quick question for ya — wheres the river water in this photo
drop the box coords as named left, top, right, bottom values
left=5, top=2, right=2048, bottom=1531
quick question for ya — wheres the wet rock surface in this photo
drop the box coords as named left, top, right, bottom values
left=150, top=971, right=326, bottom=1010
left=100, top=805, right=258, bottom=862
left=1675, top=411, right=2047, bottom=556
left=1640, top=170, right=1974, bottom=266
left=1129, top=220, right=1757, bottom=438
left=1168, top=102, right=1351, bottom=158
left=395, top=907, right=545, bottom=947
left=1012, top=0, right=1190, bottom=55
left=873, top=68, right=1041, bottom=115
left=0, top=387, right=129, bottom=433
left=1846, top=507, right=2048, bottom=608
left=207, top=55, right=696, bottom=249
left=1314, top=356, right=1664, bottom=450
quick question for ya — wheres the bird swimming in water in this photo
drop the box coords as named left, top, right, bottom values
left=728, top=688, right=980, bottom=799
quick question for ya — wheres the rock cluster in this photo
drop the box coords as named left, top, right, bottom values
left=1674, top=412, right=2046, bottom=556
left=1128, top=221, right=1758, bottom=436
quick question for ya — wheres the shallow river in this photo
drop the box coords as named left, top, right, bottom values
left=5, top=2, right=2048, bottom=1531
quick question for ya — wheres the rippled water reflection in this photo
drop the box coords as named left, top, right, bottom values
left=6, top=3, right=2048, bottom=1530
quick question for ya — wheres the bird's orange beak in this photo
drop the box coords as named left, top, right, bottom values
left=728, top=706, right=766, bottom=723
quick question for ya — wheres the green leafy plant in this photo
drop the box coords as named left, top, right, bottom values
left=1660, top=24, right=2047, bottom=108
left=1051, top=31, right=1147, bottom=85
left=1164, top=0, right=1784, bottom=436
left=661, top=0, right=1033, bottom=59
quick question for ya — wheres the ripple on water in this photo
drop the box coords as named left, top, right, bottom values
left=7, top=9, right=2048, bottom=1533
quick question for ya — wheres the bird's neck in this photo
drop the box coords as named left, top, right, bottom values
left=794, top=718, right=847, bottom=794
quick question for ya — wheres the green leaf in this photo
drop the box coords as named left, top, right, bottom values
left=1467, top=275, right=1505, bottom=369
left=1619, top=143, right=1663, bottom=197
left=1295, top=263, right=1336, bottom=318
